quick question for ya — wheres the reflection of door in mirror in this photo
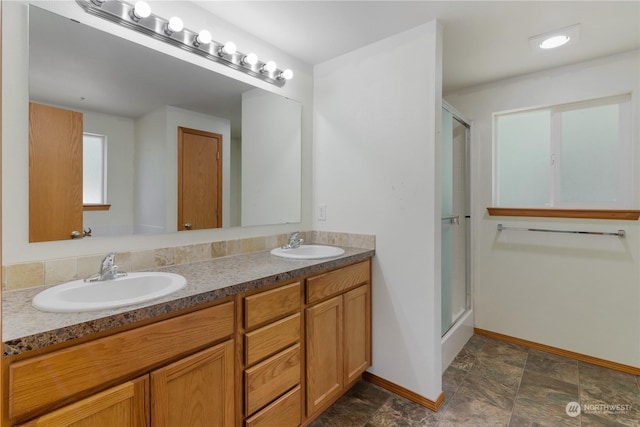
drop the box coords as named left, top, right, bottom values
left=29, top=102, right=83, bottom=242
left=177, top=127, right=223, bottom=231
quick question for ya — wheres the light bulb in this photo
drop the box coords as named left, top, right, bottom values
left=539, top=35, right=570, bottom=49
left=262, top=61, right=277, bottom=73
left=219, top=41, right=237, bottom=56
left=242, top=53, right=258, bottom=66
left=131, top=1, right=151, bottom=21
left=194, top=30, right=212, bottom=46
left=279, top=69, right=294, bottom=80
left=165, top=16, right=184, bottom=35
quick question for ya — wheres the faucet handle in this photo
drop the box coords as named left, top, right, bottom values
left=101, top=252, right=116, bottom=270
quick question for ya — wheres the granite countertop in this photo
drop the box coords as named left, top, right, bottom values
left=3, top=247, right=374, bottom=357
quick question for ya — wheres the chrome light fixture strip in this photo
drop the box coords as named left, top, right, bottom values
left=75, top=0, right=287, bottom=87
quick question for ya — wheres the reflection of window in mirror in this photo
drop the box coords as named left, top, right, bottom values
left=83, top=133, right=110, bottom=211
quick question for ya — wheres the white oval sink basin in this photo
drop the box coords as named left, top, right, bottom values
left=271, top=244, right=345, bottom=260
left=32, top=272, right=187, bottom=313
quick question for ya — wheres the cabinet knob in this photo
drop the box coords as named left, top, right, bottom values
left=184, top=223, right=192, bottom=230
left=70, top=230, right=82, bottom=239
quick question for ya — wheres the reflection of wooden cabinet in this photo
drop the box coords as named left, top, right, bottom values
left=17, top=377, right=149, bottom=427
left=29, top=102, right=83, bottom=242
left=305, top=261, right=371, bottom=419
left=5, top=302, right=235, bottom=427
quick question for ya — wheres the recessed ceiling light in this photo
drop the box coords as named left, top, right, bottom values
left=529, top=24, right=580, bottom=52
left=539, top=35, right=570, bottom=49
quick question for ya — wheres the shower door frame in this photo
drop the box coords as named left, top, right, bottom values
left=441, top=101, right=472, bottom=337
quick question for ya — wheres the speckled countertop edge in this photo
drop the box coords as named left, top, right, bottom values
left=3, top=247, right=374, bottom=357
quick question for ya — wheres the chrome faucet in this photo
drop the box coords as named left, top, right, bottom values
left=84, top=252, right=127, bottom=282
left=282, top=232, right=304, bottom=249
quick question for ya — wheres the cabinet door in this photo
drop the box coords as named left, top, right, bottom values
left=305, top=296, right=343, bottom=416
left=151, top=340, right=234, bottom=427
left=344, top=285, right=371, bottom=385
left=18, top=376, right=149, bottom=427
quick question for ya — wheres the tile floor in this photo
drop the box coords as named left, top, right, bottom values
left=310, top=334, right=640, bottom=426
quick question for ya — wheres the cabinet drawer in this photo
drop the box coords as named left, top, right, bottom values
left=245, top=385, right=301, bottom=427
left=244, top=282, right=301, bottom=329
left=9, top=302, right=234, bottom=420
left=245, top=344, right=301, bottom=416
left=306, top=260, right=370, bottom=304
left=245, top=313, right=300, bottom=366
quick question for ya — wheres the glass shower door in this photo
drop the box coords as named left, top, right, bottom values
left=441, top=107, right=470, bottom=336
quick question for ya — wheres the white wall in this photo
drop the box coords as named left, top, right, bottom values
left=446, top=50, right=640, bottom=367
left=230, top=138, right=242, bottom=227
left=313, top=21, right=443, bottom=401
left=3, top=0, right=313, bottom=264
left=83, top=111, right=135, bottom=237
left=241, top=89, right=301, bottom=227
left=134, top=108, right=167, bottom=234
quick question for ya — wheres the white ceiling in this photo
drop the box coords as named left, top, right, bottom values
left=194, top=1, right=640, bottom=92
left=28, top=1, right=640, bottom=126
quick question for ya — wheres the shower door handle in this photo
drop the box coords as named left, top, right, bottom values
left=441, top=215, right=459, bottom=225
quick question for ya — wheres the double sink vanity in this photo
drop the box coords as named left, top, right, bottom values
left=2, top=243, right=374, bottom=427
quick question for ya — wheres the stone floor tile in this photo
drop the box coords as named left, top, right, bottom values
left=449, top=346, right=478, bottom=371
left=309, top=382, right=391, bottom=427
left=365, top=394, right=441, bottom=427
left=517, top=370, right=578, bottom=404
left=476, top=338, right=529, bottom=369
left=310, top=335, right=640, bottom=427
left=511, top=371, right=580, bottom=426
left=454, top=367, right=520, bottom=411
left=579, top=362, right=640, bottom=426
left=469, top=356, right=525, bottom=390
left=463, top=334, right=486, bottom=355
left=510, top=413, right=582, bottom=427
left=438, top=392, right=512, bottom=427
left=523, top=349, right=579, bottom=385
left=579, top=362, right=639, bottom=389
left=442, top=364, right=468, bottom=405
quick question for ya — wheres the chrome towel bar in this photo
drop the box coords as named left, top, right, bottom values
left=497, top=224, right=626, bottom=238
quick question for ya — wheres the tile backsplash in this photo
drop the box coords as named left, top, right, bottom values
left=2, top=231, right=375, bottom=291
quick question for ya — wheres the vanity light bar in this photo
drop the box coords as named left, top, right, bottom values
left=76, top=0, right=293, bottom=87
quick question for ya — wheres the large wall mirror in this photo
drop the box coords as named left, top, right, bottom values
left=28, top=5, right=301, bottom=242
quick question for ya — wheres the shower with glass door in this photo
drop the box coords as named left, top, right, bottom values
left=441, top=103, right=471, bottom=338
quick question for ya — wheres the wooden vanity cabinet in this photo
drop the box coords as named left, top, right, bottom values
left=240, top=282, right=303, bottom=427
left=5, top=257, right=373, bottom=427
left=238, top=259, right=372, bottom=425
left=5, top=302, right=235, bottom=427
left=305, top=260, right=371, bottom=419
